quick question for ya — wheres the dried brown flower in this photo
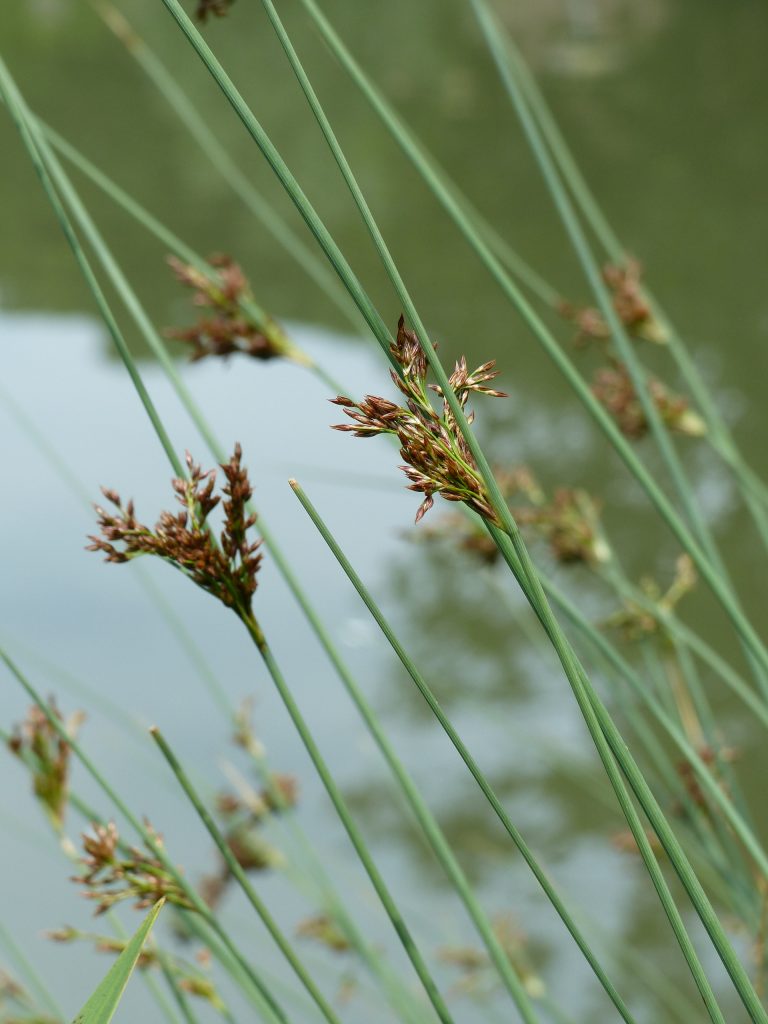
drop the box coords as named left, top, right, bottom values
left=8, top=702, right=84, bottom=830
left=74, top=821, right=195, bottom=915
left=604, top=555, right=697, bottom=641
left=195, top=0, right=235, bottom=24
left=675, top=746, right=737, bottom=814
left=297, top=912, right=351, bottom=953
left=591, top=360, right=705, bottom=440
left=558, top=260, right=667, bottom=346
left=87, top=445, right=262, bottom=614
left=166, top=254, right=302, bottom=364
left=515, top=489, right=609, bottom=565
left=439, top=914, right=544, bottom=999
left=332, top=316, right=506, bottom=523
left=412, top=466, right=544, bottom=564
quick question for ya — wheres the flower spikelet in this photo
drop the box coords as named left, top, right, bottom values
left=592, top=360, right=705, bottom=440
left=195, top=0, right=235, bottom=24
left=332, top=316, right=506, bottom=524
left=87, top=445, right=262, bottom=613
left=8, top=702, right=84, bottom=830
left=166, top=254, right=298, bottom=363
left=75, top=821, right=195, bottom=915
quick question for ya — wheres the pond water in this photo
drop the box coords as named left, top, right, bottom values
left=2, top=2, right=768, bottom=1022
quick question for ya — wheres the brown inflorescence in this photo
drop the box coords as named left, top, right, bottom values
left=603, top=554, right=697, bottom=642
left=166, top=254, right=293, bottom=363
left=412, top=465, right=545, bottom=564
left=558, top=260, right=667, bottom=346
left=8, top=702, right=84, bottom=830
left=332, top=316, right=507, bottom=524
left=515, top=488, right=609, bottom=565
left=75, top=821, right=195, bottom=915
left=591, top=360, right=705, bottom=440
left=87, top=445, right=262, bottom=614
left=195, top=0, right=235, bottom=24
left=296, top=912, right=351, bottom=953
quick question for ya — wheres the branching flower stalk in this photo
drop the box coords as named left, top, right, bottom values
left=73, top=821, right=195, bottom=915
left=332, top=316, right=506, bottom=523
left=166, top=253, right=304, bottom=365
left=89, top=445, right=457, bottom=1024
left=88, top=444, right=262, bottom=616
left=8, top=701, right=84, bottom=831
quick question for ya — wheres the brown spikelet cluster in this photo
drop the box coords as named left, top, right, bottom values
left=674, top=746, right=738, bottom=816
left=8, top=702, right=84, bottom=830
left=296, top=913, right=351, bottom=953
left=558, top=260, right=667, bottom=346
left=166, top=254, right=294, bottom=363
left=412, top=465, right=545, bottom=564
left=195, top=0, right=235, bottom=24
left=515, top=488, right=609, bottom=565
left=332, top=316, right=506, bottom=523
left=87, top=445, right=262, bottom=614
left=438, top=914, right=544, bottom=999
left=201, top=771, right=297, bottom=909
left=75, top=821, right=195, bottom=915
left=591, top=360, right=705, bottom=440
left=604, top=555, right=697, bottom=641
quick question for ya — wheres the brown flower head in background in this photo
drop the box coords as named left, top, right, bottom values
left=332, top=316, right=506, bottom=524
left=195, top=0, right=235, bottom=24
left=558, top=259, right=667, bottom=346
left=8, top=701, right=84, bottom=831
left=87, top=445, right=262, bottom=614
left=75, top=821, right=195, bottom=915
left=591, top=360, right=705, bottom=440
left=166, top=254, right=301, bottom=364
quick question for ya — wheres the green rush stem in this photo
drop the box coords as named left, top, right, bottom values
left=288, top=0, right=768, bottom=685
left=95, top=1, right=363, bottom=332
left=156, top=952, right=205, bottom=1024
left=0, top=649, right=292, bottom=1024
left=244, top=570, right=541, bottom=1016
left=497, top=23, right=768, bottom=540
left=0, top=919, right=66, bottom=1021
left=153, top=5, right=759, bottom=1014
left=484, top=526, right=741, bottom=1021
left=469, top=0, right=768, bottom=707
left=38, top=118, right=315, bottom=371
left=605, top=570, right=768, bottom=731
left=0, top=58, right=183, bottom=480
left=227, top=755, right=433, bottom=1024
left=190, top=1, right=750, bottom=1008
left=149, top=726, right=344, bottom=1024
left=1, top=61, right=429, bottom=1024
left=236, top=614, right=457, bottom=1024
left=55, top=766, right=295, bottom=1021
left=492, top=554, right=765, bottom=1019
left=290, top=483, right=721, bottom=1021
left=289, top=480, right=638, bottom=1023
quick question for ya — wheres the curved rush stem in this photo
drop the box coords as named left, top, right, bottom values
left=289, top=480, right=637, bottom=1024
left=286, top=0, right=768, bottom=685
left=237, top=614, right=458, bottom=1024
left=95, top=2, right=363, bottom=331
left=149, top=727, right=344, bottom=1024
left=148, top=7, right=761, bottom=1015
left=467, top=0, right=768, bottom=705
left=0, top=649, right=292, bottom=1024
